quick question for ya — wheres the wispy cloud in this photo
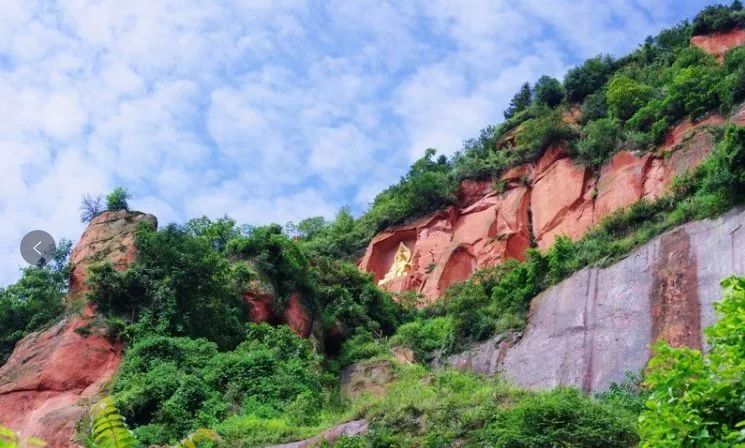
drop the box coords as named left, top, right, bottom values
left=0, top=0, right=714, bottom=285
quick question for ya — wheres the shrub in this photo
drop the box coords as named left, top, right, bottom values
left=575, top=118, right=622, bottom=168
left=389, top=317, right=457, bottom=360
left=606, top=75, right=654, bottom=121
left=514, top=109, right=578, bottom=160
left=481, top=388, right=638, bottom=447
left=564, top=54, right=616, bottom=103
left=533, top=75, right=565, bottom=107
left=106, top=186, right=131, bottom=211
left=639, top=276, right=745, bottom=446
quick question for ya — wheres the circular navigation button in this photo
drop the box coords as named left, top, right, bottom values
left=20, top=230, right=56, bottom=267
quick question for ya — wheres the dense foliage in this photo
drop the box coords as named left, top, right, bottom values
left=639, top=276, right=745, bottom=447
left=0, top=240, right=70, bottom=364
left=692, top=1, right=745, bottom=35
left=112, top=325, right=332, bottom=446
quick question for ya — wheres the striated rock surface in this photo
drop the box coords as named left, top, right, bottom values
left=0, top=210, right=155, bottom=447
left=361, top=116, right=725, bottom=303
left=691, top=28, right=745, bottom=60
left=268, top=420, right=369, bottom=448
left=444, top=207, right=745, bottom=392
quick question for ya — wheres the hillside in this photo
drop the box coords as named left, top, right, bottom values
left=4, top=3, right=745, bottom=448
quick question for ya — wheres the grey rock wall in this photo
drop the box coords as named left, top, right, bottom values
left=446, top=207, right=745, bottom=392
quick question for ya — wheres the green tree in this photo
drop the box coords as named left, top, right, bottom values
left=564, top=55, right=616, bottom=103
left=0, top=240, right=70, bottom=364
left=504, top=83, right=532, bottom=119
left=533, top=75, right=565, bottom=107
left=106, top=187, right=132, bottom=211
left=606, top=75, right=654, bottom=121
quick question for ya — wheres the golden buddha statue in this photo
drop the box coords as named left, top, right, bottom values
left=379, top=242, right=412, bottom=286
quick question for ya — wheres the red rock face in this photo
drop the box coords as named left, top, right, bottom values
left=68, top=210, right=157, bottom=300
left=360, top=185, right=531, bottom=305
left=691, top=28, right=745, bottom=60
left=0, top=319, right=121, bottom=447
left=0, top=210, right=155, bottom=447
left=244, top=289, right=314, bottom=338
left=361, top=113, right=730, bottom=304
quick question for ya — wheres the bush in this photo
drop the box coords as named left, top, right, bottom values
left=106, top=186, right=131, bottom=211
left=639, top=276, right=745, bottom=446
left=514, top=109, right=578, bottom=160
left=564, top=55, right=616, bottom=103
left=533, top=75, right=565, bottom=107
left=575, top=118, right=622, bottom=168
left=606, top=75, right=654, bottom=121
left=481, top=388, right=638, bottom=447
left=389, top=317, right=457, bottom=361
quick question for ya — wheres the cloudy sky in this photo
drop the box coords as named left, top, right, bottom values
left=0, top=0, right=716, bottom=286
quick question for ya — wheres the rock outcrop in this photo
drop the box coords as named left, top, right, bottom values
left=691, top=27, right=745, bottom=60
left=0, top=210, right=156, bottom=447
left=69, top=210, right=157, bottom=300
left=444, top=207, right=745, bottom=392
left=361, top=115, right=726, bottom=304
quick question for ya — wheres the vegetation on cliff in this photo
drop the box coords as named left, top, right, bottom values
left=4, top=3, right=745, bottom=447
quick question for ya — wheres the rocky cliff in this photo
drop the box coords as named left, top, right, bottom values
left=361, top=109, right=744, bottom=304
left=0, top=210, right=156, bottom=447
left=445, top=206, right=745, bottom=392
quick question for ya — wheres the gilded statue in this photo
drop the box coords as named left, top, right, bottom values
left=379, top=242, right=412, bottom=285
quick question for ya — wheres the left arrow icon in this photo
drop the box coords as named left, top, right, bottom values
left=33, top=241, right=42, bottom=255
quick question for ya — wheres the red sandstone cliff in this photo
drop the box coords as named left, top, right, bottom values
left=0, top=210, right=156, bottom=447
left=360, top=111, right=740, bottom=304
left=691, top=27, right=745, bottom=61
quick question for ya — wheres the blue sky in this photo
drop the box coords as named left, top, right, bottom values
left=0, top=0, right=718, bottom=286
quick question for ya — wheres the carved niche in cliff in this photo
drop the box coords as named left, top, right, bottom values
left=378, top=242, right=412, bottom=286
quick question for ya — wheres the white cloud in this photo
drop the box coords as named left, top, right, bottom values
left=0, top=0, right=716, bottom=285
